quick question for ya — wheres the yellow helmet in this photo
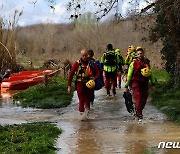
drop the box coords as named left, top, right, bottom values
left=115, top=49, right=120, bottom=53
left=128, top=45, right=135, bottom=53
left=141, top=67, right=151, bottom=77
left=86, top=80, right=95, bottom=89
left=136, top=46, right=143, bottom=51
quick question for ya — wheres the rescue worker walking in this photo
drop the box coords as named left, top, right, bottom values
left=67, top=49, right=100, bottom=120
left=115, top=48, right=124, bottom=89
left=125, top=45, right=136, bottom=65
left=101, top=44, right=120, bottom=96
left=125, top=46, right=156, bottom=122
left=124, top=45, right=136, bottom=83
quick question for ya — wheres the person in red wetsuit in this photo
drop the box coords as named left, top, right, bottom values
left=125, top=47, right=156, bottom=122
left=67, top=49, right=100, bottom=120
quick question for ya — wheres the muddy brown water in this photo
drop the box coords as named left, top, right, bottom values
left=0, top=86, right=179, bottom=154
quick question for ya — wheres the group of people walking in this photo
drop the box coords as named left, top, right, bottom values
left=67, top=44, right=156, bottom=122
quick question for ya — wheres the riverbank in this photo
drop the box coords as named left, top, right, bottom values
left=13, top=76, right=73, bottom=109
left=151, top=70, right=180, bottom=123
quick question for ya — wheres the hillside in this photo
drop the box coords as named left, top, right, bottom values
left=15, top=15, right=164, bottom=69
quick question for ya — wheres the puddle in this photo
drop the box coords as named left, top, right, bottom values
left=0, top=90, right=57, bottom=125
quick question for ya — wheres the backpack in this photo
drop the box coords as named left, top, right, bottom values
left=104, top=51, right=116, bottom=66
left=117, top=54, right=124, bottom=71
left=89, top=60, right=104, bottom=90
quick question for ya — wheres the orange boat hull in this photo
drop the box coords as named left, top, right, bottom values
left=1, top=70, right=54, bottom=92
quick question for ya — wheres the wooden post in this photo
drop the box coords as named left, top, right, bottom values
left=44, top=73, right=49, bottom=86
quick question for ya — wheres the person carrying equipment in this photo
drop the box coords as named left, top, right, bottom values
left=101, top=44, right=120, bottom=96
left=87, top=49, right=103, bottom=106
left=115, top=48, right=125, bottom=89
left=67, top=49, right=100, bottom=120
left=124, top=46, right=156, bottom=122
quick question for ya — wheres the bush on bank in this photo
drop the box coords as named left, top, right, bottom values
left=0, top=122, right=61, bottom=154
left=13, top=76, right=74, bottom=109
left=151, top=70, right=180, bottom=123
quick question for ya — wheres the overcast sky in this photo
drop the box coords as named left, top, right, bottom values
left=0, top=0, right=151, bottom=26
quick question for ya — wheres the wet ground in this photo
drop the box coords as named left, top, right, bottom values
left=0, top=87, right=180, bottom=154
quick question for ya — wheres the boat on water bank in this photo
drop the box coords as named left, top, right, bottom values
left=1, top=70, right=55, bottom=92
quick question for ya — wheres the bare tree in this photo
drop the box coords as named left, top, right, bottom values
left=0, top=8, right=23, bottom=73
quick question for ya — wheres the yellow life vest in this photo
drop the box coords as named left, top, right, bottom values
left=76, top=60, right=90, bottom=82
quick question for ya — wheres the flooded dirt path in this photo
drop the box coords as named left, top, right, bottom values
left=0, top=86, right=180, bottom=154
left=55, top=88, right=180, bottom=154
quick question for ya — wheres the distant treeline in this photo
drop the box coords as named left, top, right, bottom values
left=15, top=15, right=164, bottom=69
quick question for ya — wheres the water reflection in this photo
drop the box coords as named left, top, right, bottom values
left=0, top=90, right=56, bottom=124
left=57, top=120, right=102, bottom=154
left=0, top=91, right=15, bottom=108
left=75, top=121, right=101, bottom=154
left=124, top=123, right=148, bottom=154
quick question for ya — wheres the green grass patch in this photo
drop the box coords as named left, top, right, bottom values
left=143, top=147, right=156, bottom=154
left=151, top=70, right=180, bottom=123
left=13, top=76, right=74, bottom=109
left=0, top=122, right=61, bottom=153
left=152, top=70, right=170, bottom=83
